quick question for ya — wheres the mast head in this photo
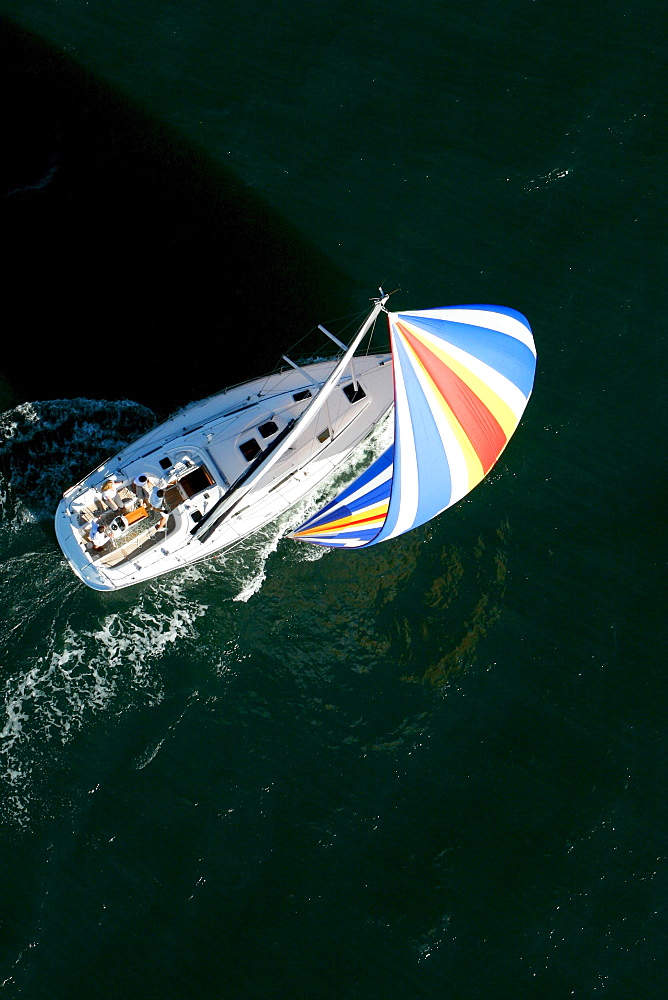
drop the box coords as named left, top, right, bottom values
left=373, top=286, right=397, bottom=311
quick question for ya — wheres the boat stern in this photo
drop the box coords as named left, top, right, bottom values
left=55, top=498, right=115, bottom=591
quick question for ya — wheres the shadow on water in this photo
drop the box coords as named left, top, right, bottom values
left=0, top=18, right=356, bottom=417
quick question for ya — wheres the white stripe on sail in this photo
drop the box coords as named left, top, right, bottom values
left=402, top=324, right=531, bottom=417
left=330, top=461, right=393, bottom=515
left=391, top=308, right=536, bottom=356
left=326, top=539, right=362, bottom=547
left=403, top=340, right=471, bottom=507
left=299, top=460, right=393, bottom=532
left=388, top=335, right=420, bottom=538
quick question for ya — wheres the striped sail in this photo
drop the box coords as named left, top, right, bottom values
left=291, top=305, right=536, bottom=548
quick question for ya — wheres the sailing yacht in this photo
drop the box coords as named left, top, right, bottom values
left=55, top=291, right=536, bottom=591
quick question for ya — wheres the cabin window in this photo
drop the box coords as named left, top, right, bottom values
left=343, top=382, right=366, bottom=404
left=317, top=428, right=331, bottom=443
left=258, top=420, right=279, bottom=439
left=240, top=438, right=261, bottom=462
left=159, top=456, right=172, bottom=470
left=293, top=389, right=312, bottom=402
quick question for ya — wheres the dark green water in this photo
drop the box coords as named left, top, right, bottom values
left=0, top=2, right=666, bottom=997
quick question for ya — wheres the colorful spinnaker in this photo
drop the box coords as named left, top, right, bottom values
left=291, top=305, right=536, bottom=548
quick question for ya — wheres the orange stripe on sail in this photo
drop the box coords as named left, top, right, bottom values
left=398, top=323, right=507, bottom=473
left=294, top=506, right=388, bottom=537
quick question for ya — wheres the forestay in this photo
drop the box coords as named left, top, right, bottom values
left=290, top=305, right=536, bottom=548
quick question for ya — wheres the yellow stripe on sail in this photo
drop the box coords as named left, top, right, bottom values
left=293, top=501, right=389, bottom=538
left=402, top=322, right=520, bottom=439
left=398, top=331, right=486, bottom=492
left=433, top=391, right=486, bottom=493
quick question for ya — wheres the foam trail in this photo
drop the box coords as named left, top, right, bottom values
left=0, top=396, right=390, bottom=825
left=0, top=398, right=156, bottom=526
left=0, top=588, right=207, bottom=828
left=0, top=398, right=211, bottom=828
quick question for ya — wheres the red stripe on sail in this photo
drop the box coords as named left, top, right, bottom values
left=298, top=509, right=387, bottom=535
left=398, top=324, right=507, bottom=473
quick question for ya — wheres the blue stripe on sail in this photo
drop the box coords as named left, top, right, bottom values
left=296, top=444, right=394, bottom=531
left=295, top=446, right=393, bottom=534
left=345, top=478, right=393, bottom=512
left=396, top=313, right=536, bottom=398
left=302, top=505, right=355, bottom=532
left=461, top=305, right=533, bottom=335
left=337, top=442, right=393, bottom=499
left=337, top=526, right=382, bottom=542
left=315, top=526, right=381, bottom=546
left=372, top=333, right=452, bottom=543
left=299, top=479, right=390, bottom=534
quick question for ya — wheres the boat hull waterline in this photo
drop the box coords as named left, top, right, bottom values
left=56, top=350, right=393, bottom=591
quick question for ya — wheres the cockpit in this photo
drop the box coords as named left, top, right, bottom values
left=67, top=457, right=218, bottom=568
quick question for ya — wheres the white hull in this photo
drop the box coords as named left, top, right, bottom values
left=55, top=352, right=393, bottom=591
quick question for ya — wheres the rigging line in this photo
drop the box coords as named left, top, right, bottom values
left=285, top=308, right=369, bottom=358
left=255, top=331, right=332, bottom=397
left=257, top=310, right=369, bottom=396
left=192, top=294, right=388, bottom=543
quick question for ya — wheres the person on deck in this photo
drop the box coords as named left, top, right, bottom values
left=133, top=474, right=156, bottom=503
left=149, top=484, right=169, bottom=532
left=100, top=479, right=123, bottom=511
left=89, top=518, right=110, bottom=550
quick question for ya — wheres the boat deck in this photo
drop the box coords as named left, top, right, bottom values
left=56, top=343, right=395, bottom=591
left=76, top=487, right=184, bottom=568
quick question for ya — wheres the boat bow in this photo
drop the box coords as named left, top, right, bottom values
left=290, top=304, right=536, bottom=547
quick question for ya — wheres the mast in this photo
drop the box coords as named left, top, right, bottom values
left=191, top=290, right=389, bottom=541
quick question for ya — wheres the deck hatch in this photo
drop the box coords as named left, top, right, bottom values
left=343, top=382, right=366, bottom=404
left=240, top=438, right=261, bottom=462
